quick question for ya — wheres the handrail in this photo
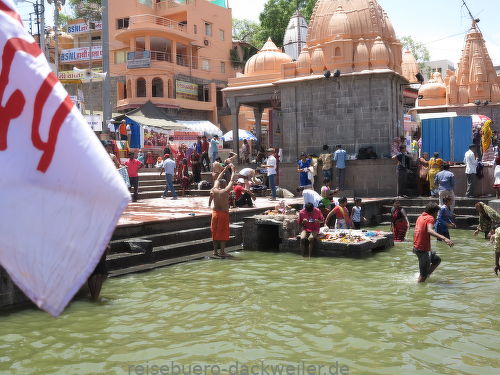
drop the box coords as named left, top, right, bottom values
left=129, top=14, right=187, bottom=33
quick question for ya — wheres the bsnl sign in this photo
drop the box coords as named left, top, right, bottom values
left=67, top=21, right=103, bottom=34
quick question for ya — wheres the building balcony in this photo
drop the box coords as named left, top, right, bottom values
left=116, top=96, right=215, bottom=112
left=125, top=50, right=199, bottom=70
left=155, top=0, right=193, bottom=15
left=115, top=14, right=194, bottom=43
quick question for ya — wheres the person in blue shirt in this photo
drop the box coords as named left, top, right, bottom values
left=297, top=153, right=312, bottom=188
left=333, top=144, right=347, bottom=190
left=434, top=163, right=455, bottom=213
left=434, top=195, right=456, bottom=240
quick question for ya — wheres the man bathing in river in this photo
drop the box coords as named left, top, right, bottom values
left=413, top=202, right=454, bottom=283
left=209, top=164, right=235, bottom=257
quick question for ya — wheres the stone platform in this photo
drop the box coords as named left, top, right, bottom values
left=280, top=231, right=394, bottom=258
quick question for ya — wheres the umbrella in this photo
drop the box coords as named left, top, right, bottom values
left=222, top=129, right=257, bottom=142
left=471, top=114, right=491, bottom=127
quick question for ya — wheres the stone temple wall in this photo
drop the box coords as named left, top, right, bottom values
left=276, top=71, right=406, bottom=163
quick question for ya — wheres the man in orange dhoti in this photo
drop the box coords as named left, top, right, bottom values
left=209, top=164, right=235, bottom=257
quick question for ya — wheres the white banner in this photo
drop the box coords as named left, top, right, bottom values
left=0, top=0, right=130, bottom=316
left=60, top=45, right=103, bottom=63
left=67, top=21, right=103, bottom=34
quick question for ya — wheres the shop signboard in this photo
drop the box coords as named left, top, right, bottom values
left=60, top=45, right=103, bottom=63
left=175, top=80, right=198, bottom=100
left=127, top=51, right=151, bottom=69
left=58, top=68, right=104, bottom=83
left=84, top=114, right=103, bottom=132
left=67, top=21, right=102, bottom=34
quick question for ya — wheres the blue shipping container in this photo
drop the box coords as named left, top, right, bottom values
left=422, top=116, right=472, bottom=162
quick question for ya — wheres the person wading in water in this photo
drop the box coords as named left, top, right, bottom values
left=209, top=164, right=235, bottom=257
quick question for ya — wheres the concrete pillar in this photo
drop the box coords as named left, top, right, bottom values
left=146, top=77, right=152, bottom=98
left=172, top=41, right=177, bottom=65
left=253, top=105, right=264, bottom=152
left=145, top=35, right=151, bottom=52
left=130, top=38, right=135, bottom=52
left=228, top=98, right=240, bottom=163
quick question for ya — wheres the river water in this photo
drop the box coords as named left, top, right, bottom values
left=0, top=229, right=499, bottom=375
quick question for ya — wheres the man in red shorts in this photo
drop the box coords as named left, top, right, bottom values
left=413, top=202, right=454, bottom=283
left=209, top=164, right=235, bottom=257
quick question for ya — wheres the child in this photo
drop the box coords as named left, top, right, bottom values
left=391, top=199, right=410, bottom=242
left=413, top=202, right=454, bottom=283
left=351, top=198, right=367, bottom=230
left=434, top=195, right=456, bottom=240
left=326, top=197, right=351, bottom=229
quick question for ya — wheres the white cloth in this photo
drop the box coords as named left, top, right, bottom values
left=239, top=168, right=254, bottom=177
left=307, top=166, right=315, bottom=187
left=464, top=150, right=478, bottom=174
left=0, top=0, right=130, bottom=316
left=494, top=165, right=500, bottom=186
left=266, top=155, right=277, bottom=176
left=303, top=189, right=322, bottom=207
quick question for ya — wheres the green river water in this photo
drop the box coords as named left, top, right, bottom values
left=0, top=228, right=499, bottom=375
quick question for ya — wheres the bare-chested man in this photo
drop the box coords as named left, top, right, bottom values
left=208, top=164, right=235, bottom=257
left=212, top=157, right=223, bottom=182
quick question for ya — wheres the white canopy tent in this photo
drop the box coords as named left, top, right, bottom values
left=179, top=121, right=223, bottom=137
left=222, top=129, right=257, bottom=142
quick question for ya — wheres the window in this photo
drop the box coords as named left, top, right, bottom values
left=136, top=78, right=146, bottom=97
left=114, top=50, right=128, bottom=64
left=137, top=0, right=152, bottom=6
left=335, top=47, right=341, bottom=56
left=204, top=22, right=212, bottom=36
left=91, top=35, right=101, bottom=41
left=194, top=24, right=197, bottom=34
left=152, top=78, right=163, bottom=97
left=220, top=61, right=225, bottom=73
left=219, top=29, right=225, bottom=41
left=202, top=59, right=210, bottom=71
left=117, top=18, right=129, bottom=29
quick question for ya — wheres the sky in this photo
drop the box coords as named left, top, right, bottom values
left=230, top=0, right=500, bottom=66
left=15, top=0, right=500, bottom=66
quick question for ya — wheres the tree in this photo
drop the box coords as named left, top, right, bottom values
left=232, top=18, right=261, bottom=47
left=256, top=0, right=317, bottom=48
left=400, top=35, right=431, bottom=76
left=67, top=0, right=102, bottom=20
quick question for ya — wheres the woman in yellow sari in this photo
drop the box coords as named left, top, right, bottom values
left=428, top=152, right=444, bottom=196
left=482, top=120, right=494, bottom=162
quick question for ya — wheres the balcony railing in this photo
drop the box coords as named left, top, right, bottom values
left=155, top=0, right=193, bottom=12
left=129, top=14, right=187, bottom=33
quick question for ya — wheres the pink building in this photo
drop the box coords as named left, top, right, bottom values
left=109, top=0, right=233, bottom=123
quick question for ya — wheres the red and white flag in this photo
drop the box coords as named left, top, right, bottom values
left=0, top=0, right=130, bottom=316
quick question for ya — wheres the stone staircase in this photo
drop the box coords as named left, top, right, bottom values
left=108, top=217, right=244, bottom=277
left=380, top=197, right=491, bottom=229
left=135, top=170, right=213, bottom=200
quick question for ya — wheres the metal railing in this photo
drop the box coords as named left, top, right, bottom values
left=150, top=50, right=171, bottom=62
left=155, top=0, right=193, bottom=12
left=129, top=14, right=187, bottom=33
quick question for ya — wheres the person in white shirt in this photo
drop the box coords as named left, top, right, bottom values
left=464, top=144, right=478, bottom=198
left=261, top=148, right=277, bottom=201
left=238, top=167, right=259, bottom=189
left=297, top=187, right=322, bottom=207
left=160, top=154, right=178, bottom=200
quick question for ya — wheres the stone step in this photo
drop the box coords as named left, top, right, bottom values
left=392, top=197, right=493, bottom=207
left=135, top=189, right=212, bottom=200
left=381, top=205, right=478, bottom=216
left=108, top=246, right=242, bottom=278
left=380, top=213, right=478, bottom=227
left=106, top=236, right=239, bottom=271
left=110, top=223, right=243, bottom=253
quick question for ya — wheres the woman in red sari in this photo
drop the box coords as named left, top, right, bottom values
left=391, top=199, right=410, bottom=242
